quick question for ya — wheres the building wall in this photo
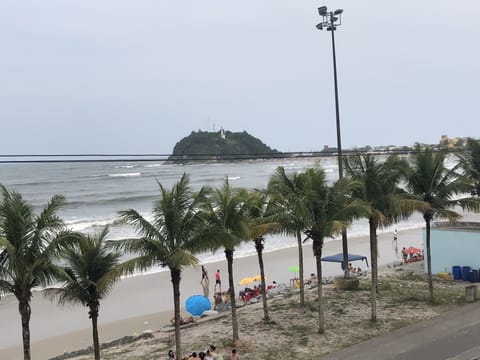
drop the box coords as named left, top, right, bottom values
left=426, top=228, right=480, bottom=274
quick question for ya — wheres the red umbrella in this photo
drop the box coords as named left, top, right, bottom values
left=405, top=246, right=421, bottom=255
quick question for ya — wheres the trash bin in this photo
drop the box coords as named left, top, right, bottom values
left=462, top=266, right=471, bottom=281
left=470, top=270, right=479, bottom=283
left=452, top=266, right=461, bottom=280
left=465, top=285, right=477, bottom=302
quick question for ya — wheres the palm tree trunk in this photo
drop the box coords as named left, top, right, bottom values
left=313, top=240, right=324, bottom=334
left=425, top=218, right=434, bottom=304
left=296, top=229, right=305, bottom=306
left=89, top=304, right=101, bottom=360
left=255, top=239, right=269, bottom=321
left=18, top=299, right=31, bottom=360
left=225, top=249, right=239, bottom=342
left=170, top=268, right=182, bottom=357
left=341, top=229, right=350, bottom=279
left=369, top=218, right=377, bottom=323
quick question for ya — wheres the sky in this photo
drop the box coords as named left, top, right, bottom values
left=1, top=1, right=479, bottom=155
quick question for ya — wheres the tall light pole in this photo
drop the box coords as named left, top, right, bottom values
left=316, top=6, right=350, bottom=277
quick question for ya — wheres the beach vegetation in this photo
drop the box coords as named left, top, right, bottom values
left=202, top=178, right=250, bottom=343
left=244, top=189, right=279, bottom=321
left=344, top=153, right=426, bottom=322
left=0, top=185, right=72, bottom=360
left=300, top=166, right=363, bottom=334
left=44, top=227, right=121, bottom=360
left=457, top=137, right=480, bottom=197
left=268, top=166, right=309, bottom=306
left=407, top=145, right=480, bottom=304
left=112, top=173, right=208, bottom=358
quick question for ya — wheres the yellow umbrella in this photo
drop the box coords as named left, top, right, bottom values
left=253, top=275, right=267, bottom=282
left=239, top=277, right=254, bottom=286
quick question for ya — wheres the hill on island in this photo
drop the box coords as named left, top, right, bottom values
left=168, top=129, right=279, bottom=162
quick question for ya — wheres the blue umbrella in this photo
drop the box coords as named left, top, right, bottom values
left=185, top=295, right=211, bottom=316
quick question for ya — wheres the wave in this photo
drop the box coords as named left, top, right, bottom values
left=108, top=172, right=141, bottom=177
left=143, top=163, right=164, bottom=168
left=224, top=176, right=240, bottom=180
left=65, top=217, right=122, bottom=232
left=66, top=193, right=155, bottom=208
left=114, top=165, right=137, bottom=169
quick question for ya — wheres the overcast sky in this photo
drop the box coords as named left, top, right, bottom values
left=1, top=1, right=479, bottom=154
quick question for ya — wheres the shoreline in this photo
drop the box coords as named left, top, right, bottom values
left=0, top=227, right=424, bottom=359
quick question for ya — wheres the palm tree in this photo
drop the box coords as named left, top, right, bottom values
left=458, top=138, right=480, bottom=197
left=244, top=189, right=279, bottom=321
left=44, top=227, right=121, bottom=360
left=300, top=167, right=359, bottom=334
left=267, top=166, right=308, bottom=306
left=407, top=146, right=480, bottom=304
left=203, top=179, right=249, bottom=343
left=0, top=185, right=69, bottom=360
left=344, top=154, right=423, bottom=322
left=111, top=174, right=207, bottom=358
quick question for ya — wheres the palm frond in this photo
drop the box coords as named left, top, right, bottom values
left=118, top=209, right=162, bottom=240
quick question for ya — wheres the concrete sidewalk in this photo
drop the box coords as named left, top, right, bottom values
left=321, top=302, right=480, bottom=360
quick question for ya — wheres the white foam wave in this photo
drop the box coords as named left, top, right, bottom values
left=224, top=176, right=240, bottom=180
left=65, top=217, right=118, bottom=232
left=115, top=165, right=136, bottom=169
left=108, top=172, right=141, bottom=177
left=143, top=163, right=164, bottom=168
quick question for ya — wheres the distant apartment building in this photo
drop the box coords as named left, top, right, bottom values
left=439, top=135, right=467, bottom=149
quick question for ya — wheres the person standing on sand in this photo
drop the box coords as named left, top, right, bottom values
left=214, top=269, right=221, bottom=292
left=393, top=229, right=399, bottom=258
left=201, top=265, right=210, bottom=298
left=401, top=247, right=408, bottom=264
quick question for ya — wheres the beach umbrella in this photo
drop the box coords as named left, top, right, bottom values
left=405, top=246, right=421, bottom=255
left=288, top=265, right=299, bottom=273
left=185, top=295, right=211, bottom=316
left=252, top=275, right=267, bottom=282
left=239, top=277, right=254, bottom=286
left=288, top=265, right=300, bottom=279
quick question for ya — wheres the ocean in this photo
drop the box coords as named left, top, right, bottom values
left=0, top=157, right=429, bottom=272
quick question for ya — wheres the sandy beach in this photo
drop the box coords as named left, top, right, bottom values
left=0, top=227, right=424, bottom=359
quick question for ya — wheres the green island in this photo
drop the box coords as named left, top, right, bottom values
left=168, top=129, right=279, bottom=162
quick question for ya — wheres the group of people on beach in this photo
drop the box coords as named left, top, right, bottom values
left=392, top=229, right=424, bottom=264
left=401, top=246, right=424, bottom=264
left=167, top=344, right=239, bottom=360
left=348, top=263, right=363, bottom=275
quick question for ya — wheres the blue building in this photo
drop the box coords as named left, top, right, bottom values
left=426, top=222, right=480, bottom=274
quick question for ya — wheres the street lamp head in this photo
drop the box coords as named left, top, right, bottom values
left=333, top=9, right=344, bottom=15
left=315, top=23, right=323, bottom=30
left=318, top=6, right=328, bottom=16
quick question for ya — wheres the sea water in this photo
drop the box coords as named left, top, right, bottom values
left=0, top=157, right=432, bottom=273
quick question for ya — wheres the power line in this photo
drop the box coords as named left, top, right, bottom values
left=0, top=148, right=467, bottom=164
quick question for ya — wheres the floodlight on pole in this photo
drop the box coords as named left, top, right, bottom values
left=316, top=6, right=349, bottom=276
left=315, top=6, right=343, bottom=177
left=318, top=6, right=328, bottom=16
